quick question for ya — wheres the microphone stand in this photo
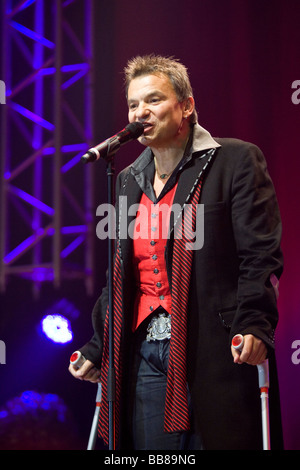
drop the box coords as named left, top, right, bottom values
left=82, top=141, right=118, bottom=449
left=92, top=137, right=120, bottom=450
left=106, top=154, right=116, bottom=450
left=80, top=151, right=116, bottom=451
left=81, top=125, right=144, bottom=450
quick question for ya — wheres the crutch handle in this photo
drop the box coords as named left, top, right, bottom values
left=232, top=334, right=244, bottom=351
left=231, top=335, right=269, bottom=388
left=70, top=350, right=86, bottom=370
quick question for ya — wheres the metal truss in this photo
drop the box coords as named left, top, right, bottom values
left=0, top=0, right=95, bottom=296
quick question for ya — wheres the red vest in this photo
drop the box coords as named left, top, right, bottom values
left=132, top=183, right=178, bottom=330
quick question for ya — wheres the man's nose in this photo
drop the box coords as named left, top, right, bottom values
left=135, top=102, right=150, bottom=119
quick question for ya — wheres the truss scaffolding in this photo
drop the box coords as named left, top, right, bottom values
left=0, top=0, right=95, bottom=296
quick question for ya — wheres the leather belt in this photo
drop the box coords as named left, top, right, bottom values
left=146, top=312, right=171, bottom=342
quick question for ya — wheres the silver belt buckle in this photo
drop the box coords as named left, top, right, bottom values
left=146, top=313, right=171, bottom=342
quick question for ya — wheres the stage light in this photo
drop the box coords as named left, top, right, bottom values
left=39, top=299, right=80, bottom=344
left=41, top=314, right=73, bottom=344
left=0, top=391, right=82, bottom=450
left=18, top=391, right=67, bottom=422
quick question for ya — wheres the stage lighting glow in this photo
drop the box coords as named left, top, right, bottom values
left=41, top=314, right=73, bottom=344
left=0, top=391, right=68, bottom=423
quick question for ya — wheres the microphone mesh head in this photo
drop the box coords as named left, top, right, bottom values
left=125, top=121, right=144, bottom=138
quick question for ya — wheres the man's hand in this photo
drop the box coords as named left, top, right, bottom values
left=231, top=334, right=267, bottom=366
left=68, top=359, right=101, bottom=383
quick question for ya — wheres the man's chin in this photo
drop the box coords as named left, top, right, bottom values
left=138, top=135, right=151, bottom=147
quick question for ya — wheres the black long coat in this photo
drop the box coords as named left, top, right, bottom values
left=81, top=130, right=284, bottom=450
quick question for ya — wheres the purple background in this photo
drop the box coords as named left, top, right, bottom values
left=1, top=0, right=299, bottom=450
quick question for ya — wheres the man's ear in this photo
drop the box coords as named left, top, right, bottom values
left=183, top=96, right=195, bottom=119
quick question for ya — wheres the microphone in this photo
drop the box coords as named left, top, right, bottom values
left=81, top=121, right=144, bottom=163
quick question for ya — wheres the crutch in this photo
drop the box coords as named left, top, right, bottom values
left=232, top=334, right=271, bottom=450
left=70, top=351, right=102, bottom=450
left=87, top=382, right=102, bottom=450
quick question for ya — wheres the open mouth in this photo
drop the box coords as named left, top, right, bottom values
left=142, top=122, right=153, bottom=133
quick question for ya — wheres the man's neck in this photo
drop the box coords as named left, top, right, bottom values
left=152, top=129, right=191, bottom=175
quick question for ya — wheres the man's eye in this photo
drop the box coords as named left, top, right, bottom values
left=129, top=103, right=137, bottom=110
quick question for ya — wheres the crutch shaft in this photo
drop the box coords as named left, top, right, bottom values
left=232, top=334, right=271, bottom=450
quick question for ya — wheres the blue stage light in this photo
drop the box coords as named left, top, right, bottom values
left=41, top=314, right=73, bottom=344
left=0, top=391, right=68, bottom=423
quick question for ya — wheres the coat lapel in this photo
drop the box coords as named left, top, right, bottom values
left=171, top=149, right=217, bottom=233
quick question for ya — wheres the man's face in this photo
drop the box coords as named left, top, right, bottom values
left=127, top=73, right=187, bottom=149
